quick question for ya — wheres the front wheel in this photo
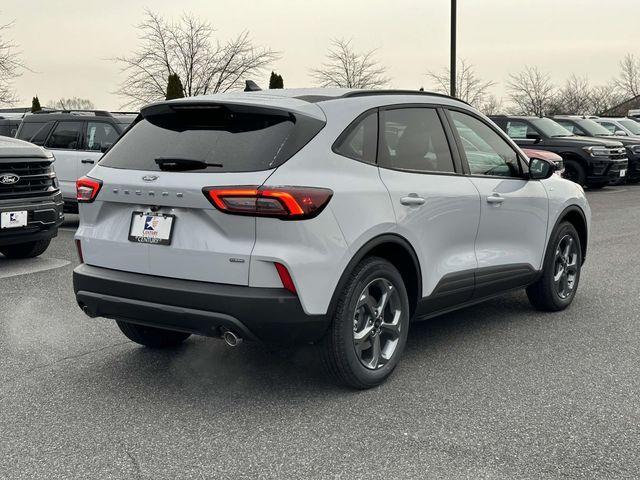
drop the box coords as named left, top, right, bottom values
left=562, top=159, right=586, bottom=186
left=321, top=257, right=410, bottom=389
left=527, top=222, right=582, bottom=311
left=0, top=239, right=51, bottom=259
left=116, top=320, right=191, bottom=348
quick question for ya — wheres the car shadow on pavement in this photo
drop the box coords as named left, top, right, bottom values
left=79, top=291, right=536, bottom=400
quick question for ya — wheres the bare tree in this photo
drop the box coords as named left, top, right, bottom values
left=506, top=66, right=557, bottom=116
left=0, top=20, right=23, bottom=105
left=47, top=97, right=95, bottom=110
left=310, top=39, right=389, bottom=89
left=589, top=84, right=625, bottom=115
left=427, top=59, right=495, bottom=107
left=614, top=53, right=640, bottom=99
left=552, top=74, right=592, bottom=115
left=479, top=95, right=503, bottom=116
left=114, top=10, right=279, bottom=108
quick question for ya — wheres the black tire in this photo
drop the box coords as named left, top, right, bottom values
left=321, top=256, right=410, bottom=389
left=527, top=221, right=582, bottom=312
left=562, top=159, right=586, bottom=186
left=116, top=320, right=191, bottom=348
left=0, top=239, right=51, bottom=259
left=627, top=176, right=640, bottom=184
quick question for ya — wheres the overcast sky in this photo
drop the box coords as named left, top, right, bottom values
left=3, top=0, right=639, bottom=110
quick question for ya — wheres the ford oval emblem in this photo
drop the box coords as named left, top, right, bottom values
left=0, top=173, right=20, bottom=185
left=142, top=175, right=159, bottom=182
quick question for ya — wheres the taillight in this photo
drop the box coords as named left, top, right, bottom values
left=203, top=186, right=333, bottom=220
left=76, top=176, right=102, bottom=203
left=274, top=262, right=296, bottom=294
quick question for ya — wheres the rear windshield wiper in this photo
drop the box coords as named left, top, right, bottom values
left=155, top=157, right=223, bottom=171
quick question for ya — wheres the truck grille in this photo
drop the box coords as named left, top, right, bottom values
left=608, top=147, right=627, bottom=160
left=0, top=159, right=57, bottom=200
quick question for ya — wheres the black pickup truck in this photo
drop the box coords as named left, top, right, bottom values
left=490, top=115, right=628, bottom=188
left=0, top=136, right=63, bottom=258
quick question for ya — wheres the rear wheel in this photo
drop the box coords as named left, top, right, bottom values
left=0, top=239, right=51, bottom=259
left=562, top=159, right=586, bottom=186
left=527, top=222, right=582, bottom=311
left=116, top=320, right=191, bottom=348
left=321, top=257, right=410, bottom=389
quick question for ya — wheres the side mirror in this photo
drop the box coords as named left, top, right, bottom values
left=529, top=157, right=556, bottom=180
left=614, top=130, right=628, bottom=136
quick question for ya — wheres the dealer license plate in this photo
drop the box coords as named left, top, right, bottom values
left=128, top=212, right=175, bottom=245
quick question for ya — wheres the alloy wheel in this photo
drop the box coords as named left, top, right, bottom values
left=553, top=234, right=579, bottom=299
left=352, top=278, right=402, bottom=370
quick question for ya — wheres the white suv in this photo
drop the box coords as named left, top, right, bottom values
left=73, top=89, right=591, bottom=388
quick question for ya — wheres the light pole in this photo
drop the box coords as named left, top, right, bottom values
left=450, top=0, right=457, bottom=98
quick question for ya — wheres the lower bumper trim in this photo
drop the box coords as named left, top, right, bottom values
left=73, top=264, right=330, bottom=344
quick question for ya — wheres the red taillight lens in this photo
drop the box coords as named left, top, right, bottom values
left=76, top=176, right=102, bottom=203
left=203, top=186, right=333, bottom=220
left=274, top=262, right=296, bottom=294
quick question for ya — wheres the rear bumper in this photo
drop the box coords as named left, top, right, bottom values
left=73, top=264, right=330, bottom=344
left=0, top=192, right=64, bottom=247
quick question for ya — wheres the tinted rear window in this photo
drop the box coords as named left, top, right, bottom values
left=100, top=105, right=324, bottom=173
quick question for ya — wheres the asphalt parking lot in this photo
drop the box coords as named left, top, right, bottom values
left=1, top=187, right=639, bottom=480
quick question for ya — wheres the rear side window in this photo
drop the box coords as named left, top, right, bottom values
left=17, top=121, right=54, bottom=145
left=100, top=105, right=325, bottom=173
left=46, top=121, right=82, bottom=149
left=379, top=108, right=455, bottom=173
left=333, top=111, right=377, bottom=164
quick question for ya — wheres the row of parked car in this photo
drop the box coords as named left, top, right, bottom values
left=490, top=114, right=640, bottom=188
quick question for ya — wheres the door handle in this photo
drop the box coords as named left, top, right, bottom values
left=486, top=193, right=505, bottom=204
left=81, top=159, right=95, bottom=164
left=400, top=195, right=426, bottom=206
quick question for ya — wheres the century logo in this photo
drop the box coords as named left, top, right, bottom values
left=142, top=175, right=159, bottom=182
left=0, top=173, right=20, bottom=185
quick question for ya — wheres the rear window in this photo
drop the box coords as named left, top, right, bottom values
left=100, top=105, right=325, bottom=173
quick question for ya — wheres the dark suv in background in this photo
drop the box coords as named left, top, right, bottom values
left=490, top=115, right=628, bottom=188
left=553, top=115, right=640, bottom=184
left=0, top=136, right=63, bottom=258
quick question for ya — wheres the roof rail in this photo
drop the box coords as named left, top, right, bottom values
left=341, top=89, right=471, bottom=106
left=33, top=109, right=114, bottom=117
left=110, top=111, right=139, bottom=115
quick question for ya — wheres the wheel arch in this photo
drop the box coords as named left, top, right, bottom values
left=555, top=205, right=588, bottom=262
left=328, top=234, right=422, bottom=319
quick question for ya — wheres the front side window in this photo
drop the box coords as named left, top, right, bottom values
left=598, top=121, right=617, bottom=134
left=451, top=111, right=522, bottom=177
left=46, top=121, right=82, bottom=149
left=378, top=108, right=455, bottom=173
left=333, top=111, right=377, bottom=163
left=505, top=120, right=538, bottom=139
left=555, top=120, right=586, bottom=136
left=85, top=122, right=119, bottom=151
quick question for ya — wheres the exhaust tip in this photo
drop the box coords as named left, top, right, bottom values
left=222, top=329, right=242, bottom=347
